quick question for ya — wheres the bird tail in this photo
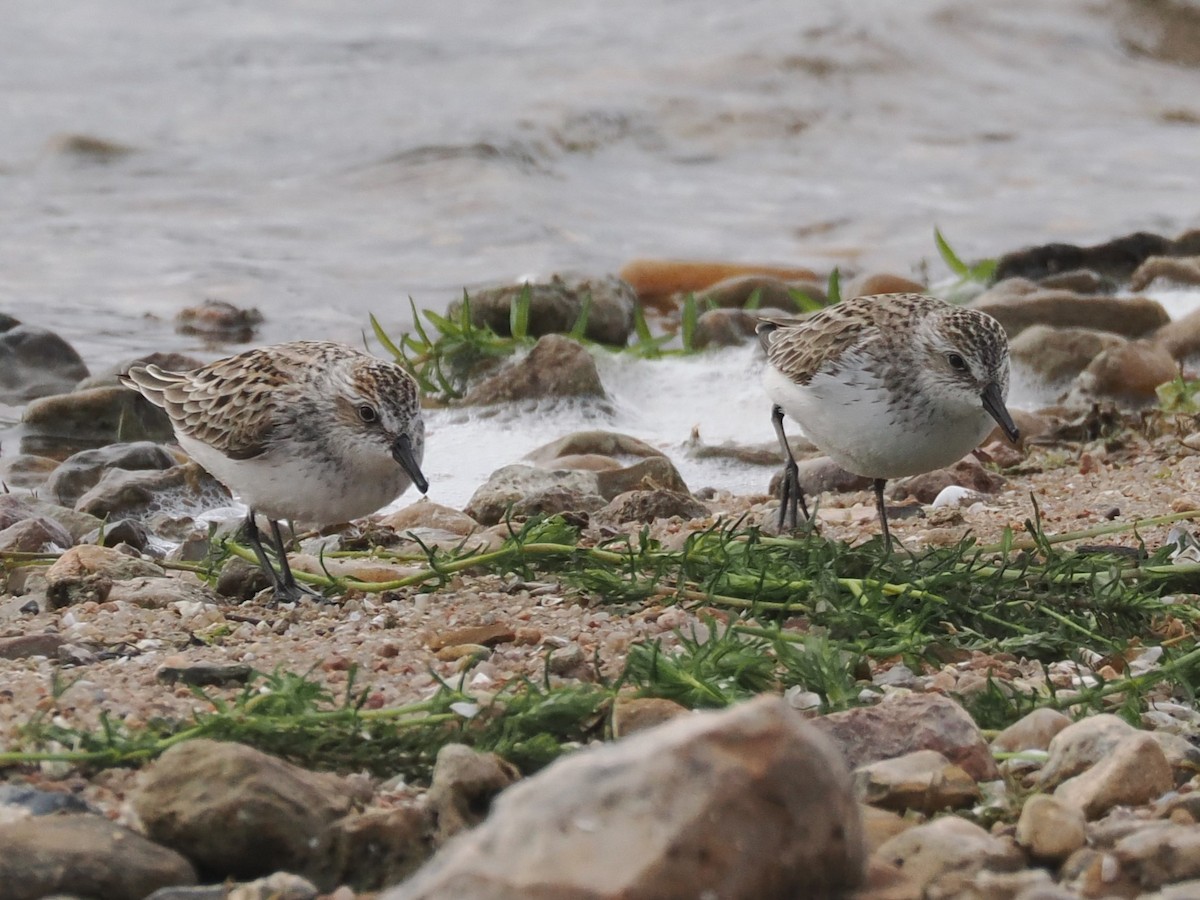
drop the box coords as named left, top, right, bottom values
left=117, top=365, right=185, bottom=410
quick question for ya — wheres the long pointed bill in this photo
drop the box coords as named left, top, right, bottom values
left=981, top=382, right=1020, bottom=443
left=392, top=434, right=429, bottom=494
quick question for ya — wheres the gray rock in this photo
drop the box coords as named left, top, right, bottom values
left=696, top=275, right=822, bottom=310
left=693, top=307, right=764, bottom=348
left=873, top=815, right=1022, bottom=896
left=1112, top=823, right=1200, bottom=891
left=594, top=456, right=690, bottom=499
left=462, top=334, right=606, bottom=405
left=321, top=806, right=433, bottom=892
left=45, top=442, right=179, bottom=507
left=81, top=517, right=151, bottom=552
left=0, top=323, right=89, bottom=403
left=592, top=489, right=709, bottom=525
left=0, top=784, right=92, bottom=815
left=426, top=744, right=521, bottom=845
left=385, top=696, right=866, bottom=900
left=44, top=544, right=166, bottom=608
left=156, top=662, right=254, bottom=687
left=453, top=274, right=636, bottom=346
left=75, top=462, right=230, bottom=519
left=992, top=231, right=1174, bottom=283
left=524, top=430, right=665, bottom=465
left=811, top=692, right=999, bottom=782
left=1054, top=731, right=1173, bottom=819
left=890, top=456, right=1006, bottom=503
left=1008, top=324, right=1127, bottom=383
left=134, top=739, right=355, bottom=888
left=464, top=464, right=605, bottom=525
left=0, top=813, right=196, bottom=900
left=0, top=494, right=103, bottom=541
left=0, top=453, right=60, bottom=489
left=768, top=456, right=872, bottom=497
left=21, top=385, right=174, bottom=453
left=216, top=557, right=275, bottom=601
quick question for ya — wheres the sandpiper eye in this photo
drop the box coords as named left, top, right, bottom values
left=947, top=353, right=968, bottom=372
left=357, top=404, right=378, bottom=423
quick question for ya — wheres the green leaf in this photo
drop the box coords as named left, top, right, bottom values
left=935, top=227, right=969, bottom=277
left=680, top=294, right=699, bottom=352
left=510, top=284, right=532, bottom=341
left=826, top=267, right=842, bottom=305
left=788, top=288, right=824, bottom=313
left=370, top=313, right=404, bottom=360
left=568, top=294, right=593, bottom=341
left=743, top=287, right=763, bottom=311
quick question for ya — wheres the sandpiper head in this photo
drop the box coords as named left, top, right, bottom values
left=916, top=306, right=1020, bottom=443
left=334, top=358, right=429, bottom=494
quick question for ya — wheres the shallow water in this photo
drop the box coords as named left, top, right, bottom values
left=3, top=0, right=1200, bottom=504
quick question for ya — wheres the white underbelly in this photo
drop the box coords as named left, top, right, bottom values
left=762, top=366, right=993, bottom=479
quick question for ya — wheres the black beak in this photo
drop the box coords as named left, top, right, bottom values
left=981, top=382, right=1020, bottom=443
left=392, top=434, right=429, bottom=494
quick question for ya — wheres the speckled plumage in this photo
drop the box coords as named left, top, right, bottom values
left=120, top=340, right=428, bottom=601
left=757, top=293, right=1018, bottom=549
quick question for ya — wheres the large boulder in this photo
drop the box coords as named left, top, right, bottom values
left=0, top=321, right=89, bottom=403
left=970, top=286, right=1169, bottom=339
left=21, top=385, right=174, bottom=453
left=44, top=441, right=179, bottom=507
left=386, top=696, right=866, bottom=899
left=462, top=335, right=606, bottom=405
left=453, top=274, right=636, bottom=346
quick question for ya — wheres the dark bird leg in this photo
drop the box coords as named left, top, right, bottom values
left=243, top=508, right=286, bottom=597
left=772, top=404, right=810, bottom=530
left=873, top=478, right=893, bottom=555
left=269, top=518, right=324, bottom=602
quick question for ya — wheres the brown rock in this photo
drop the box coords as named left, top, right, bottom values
left=44, top=544, right=165, bottom=608
left=0, top=494, right=102, bottom=541
left=890, top=456, right=1005, bottom=504
left=873, top=816, right=1022, bottom=896
left=854, top=749, right=979, bottom=814
left=812, top=693, right=999, bottom=782
left=970, top=289, right=1169, bottom=339
left=426, top=744, right=521, bottom=845
left=462, top=335, right=606, bottom=405
left=619, top=259, right=818, bottom=310
left=990, top=708, right=1072, bottom=753
left=133, top=739, right=355, bottom=886
left=769, top=456, right=872, bottom=497
left=1071, top=339, right=1178, bottom=406
left=22, top=385, right=175, bottom=448
left=525, top=430, right=665, bottom=465
left=1008, top=325, right=1127, bottom=383
left=0, top=454, right=60, bottom=489
left=453, top=274, right=636, bottom=346
left=1054, top=732, right=1173, bottom=819
left=176, top=299, right=263, bottom=340
left=1039, top=268, right=1117, bottom=294
left=693, top=307, right=765, bottom=348
left=426, top=623, right=517, bottom=651
left=1156, top=307, right=1200, bottom=361
left=594, top=456, right=690, bottom=499
left=611, top=696, right=690, bottom=737
left=323, top=805, right=434, bottom=891
left=696, top=275, right=816, bottom=311
left=1015, top=794, right=1087, bottom=862
left=850, top=274, right=926, bottom=297
left=0, top=516, right=73, bottom=553
left=0, top=813, right=196, bottom=900
left=1112, top=823, right=1200, bottom=891
left=75, top=461, right=231, bottom=519
left=386, top=696, right=866, bottom=900
left=1131, top=255, right=1200, bottom=291
left=464, top=465, right=604, bottom=525
left=1038, top=714, right=1135, bottom=788
left=379, top=501, right=481, bottom=536
left=0, top=632, right=68, bottom=660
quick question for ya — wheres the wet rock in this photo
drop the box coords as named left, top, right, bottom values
left=611, top=696, right=690, bottom=738
left=1070, top=340, right=1178, bottom=406
left=81, top=517, right=151, bottom=551
left=176, top=299, right=263, bottom=341
left=1038, top=714, right=1135, bottom=788
left=1155, top=307, right=1200, bottom=361
left=695, top=275, right=816, bottom=310
left=76, top=462, right=231, bottom=520
left=464, top=464, right=605, bottom=525
left=1015, top=794, right=1087, bottom=862
left=1112, top=823, right=1200, bottom=891
left=1008, top=325, right=1127, bottom=383
left=593, top=489, right=709, bottom=525
left=0, top=322, right=89, bottom=403
left=693, top=307, right=769, bottom=348
left=426, top=744, right=521, bottom=845
left=0, top=632, right=68, bottom=660
left=44, top=544, right=165, bottom=608
left=991, top=708, right=1072, bottom=753
left=44, top=442, right=179, bottom=507
left=850, top=274, right=927, bottom=298
left=890, top=456, right=1005, bottom=504
left=323, top=806, right=433, bottom=891
left=386, top=696, right=865, bottom=899
left=379, top=501, right=481, bottom=536
left=462, top=334, right=606, bottom=405
left=854, top=749, right=979, bottom=814
left=525, top=430, right=665, bottom=465
left=1131, top=255, right=1200, bottom=291
left=811, top=692, right=999, bottom=782
left=619, top=258, right=819, bottom=311
left=455, top=274, right=636, bottom=346
left=134, top=739, right=355, bottom=885
left=594, top=456, right=690, bottom=498
left=156, top=662, right=254, bottom=686
left=1038, top=268, right=1118, bottom=294
left=970, top=288, right=1169, bottom=339
left=992, top=231, right=1174, bottom=283
left=0, top=516, right=73, bottom=553
left=1054, top=731, right=1172, bottom=819
left=0, top=784, right=91, bottom=815
left=873, top=815, right=1022, bottom=896
left=0, top=453, right=60, bottom=489
left=21, top=385, right=174, bottom=452
left=0, top=813, right=196, bottom=900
